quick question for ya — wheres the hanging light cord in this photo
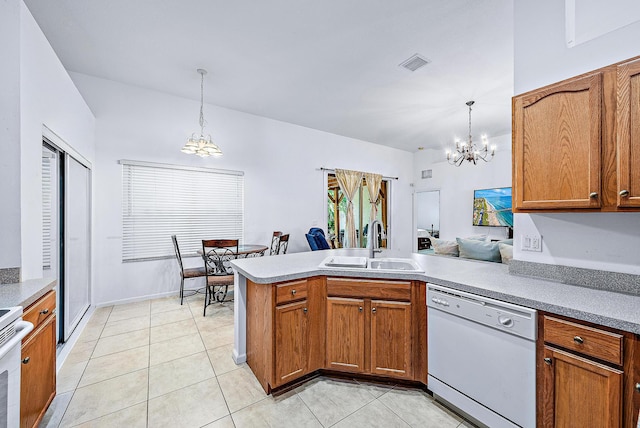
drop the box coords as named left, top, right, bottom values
left=199, top=71, right=206, bottom=135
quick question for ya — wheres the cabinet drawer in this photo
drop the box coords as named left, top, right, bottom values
left=327, top=278, right=411, bottom=301
left=23, top=290, right=56, bottom=333
left=544, top=316, right=623, bottom=365
left=275, top=281, right=308, bottom=305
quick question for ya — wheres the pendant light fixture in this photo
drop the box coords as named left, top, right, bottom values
left=181, top=68, right=222, bottom=158
left=446, top=101, right=495, bottom=166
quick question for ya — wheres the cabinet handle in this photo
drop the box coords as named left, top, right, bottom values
left=620, top=189, right=630, bottom=197
left=358, top=306, right=363, bottom=312
left=22, top=357, right=30, bottom=364
left=40, top=308, right=49, bottom=315
left=589, top=192, right=598, bottom=199
left=291, top=289, right=296, bottom=295
left=635, top=383, right=640, bottom=393
left=573, top=336, right=584, bottom=345
left=544, top=357, right=552, bottom=365
left=372, top=307, right=377, bottom=313
left=303, top=307, right=307, bottom=314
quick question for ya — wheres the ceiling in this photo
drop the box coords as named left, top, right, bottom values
left=23, top=0, right=514, bottom=153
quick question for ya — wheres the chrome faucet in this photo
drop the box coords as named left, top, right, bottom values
left=368, top=220, right=383, bottom=258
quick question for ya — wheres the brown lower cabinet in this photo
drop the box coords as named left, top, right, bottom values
left=21, top=290, right=57, bottom=428
left=246, top=276, right=426, bottom=393
left=538, top=314, right=640, bottom=428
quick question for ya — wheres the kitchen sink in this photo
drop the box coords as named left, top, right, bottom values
left=369, top=258, right=423, bottom=272
left=319, top=256, right=423, bottom=273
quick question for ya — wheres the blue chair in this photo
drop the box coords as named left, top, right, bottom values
left=305, top=228, right=331, bottom=251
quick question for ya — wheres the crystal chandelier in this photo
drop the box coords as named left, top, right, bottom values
left=446, top=101, right=495, bottom=166
left=181, top=69, right=223, bottom=158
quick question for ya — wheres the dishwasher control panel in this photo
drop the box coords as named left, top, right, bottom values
left=427, top=283, right=537, bottom=340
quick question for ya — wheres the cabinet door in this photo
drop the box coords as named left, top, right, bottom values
left=617, top=58, right=640, bottom=207
left=513, top=73, right=602, bottom=210
left=542, top=346, right=622, bottom=428
left=21, top=315, right=56, bottom=428
left=326, top=297, right=365, bottom=372
left=370, top=300, right=411, bottom=378
left=274, top=300, right=308, bottom=387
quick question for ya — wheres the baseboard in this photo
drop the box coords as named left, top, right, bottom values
left=95, top=290, right=179, bottom=307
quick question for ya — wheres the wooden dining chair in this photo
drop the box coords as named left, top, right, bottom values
left=277, top=233, right=290, bottom=255
left=202, top=239, right=238, bottom=316
left=171, top=235, right=206, bottom=305
left=269, top=231, right=282, bottom=255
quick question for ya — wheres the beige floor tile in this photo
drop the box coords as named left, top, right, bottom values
left=207, top=344, right=243, bottom=376
left=110, top=300, right=151, bottom=314
left=200, top=323, right=234, bottom=349
left=64, top=340, right=97, bottom=365
left=60, top=369, right=148, bottom=426
left=332, top=400, right=410, bottom=428
left=296, top=377, right=376, bottom=427
left=148, top=378, right=229, bottom=428
left=92, top=329, right=149, bottom=358
left=150, top=318, right=198, bottom=344
left=74, top=402, right=147, bottom=428
left=40, top=391, right=73, bottom=428
left=101, top=315, right=150, bottom=338
left=108, top=307, right=149, bottom=323
left=79, top=346, right=149, bottom=388
left=378, top=387, right=462, bottom=428
left=149, top=351, right=214, bottom=398
left=231, top=390, right=321, bottom=428
left=149, top=332, right=205, bottom=366
left=195, top=306, right=234, bottom=326
left=150, top=296, right=184, bottom=314
left=150, top=306, right=193, bottom=327
left=217, top=365, right=268, bottom=413
left=77, top=323, right=105, bottom=342
left=202, top=415, right=235, bottom=428
left=354, top=378, right=396, bottom=398
left=89, top=306, right=113, bottom=325
left=57, top=360, right=88, bottom=393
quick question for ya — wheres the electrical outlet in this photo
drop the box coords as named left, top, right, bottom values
left=521, top=234, right=542, bottom=252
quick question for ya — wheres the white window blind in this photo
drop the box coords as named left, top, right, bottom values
left=42, top=152, right=53, bottom=270
left=121, top=160, right=244, bottom=262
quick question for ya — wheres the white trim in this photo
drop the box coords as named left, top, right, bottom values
left=95, top=290, right=178, bottom=307
left=118, top=159, right=244, bottom=176
left=42, top=125, right=92, bottom=169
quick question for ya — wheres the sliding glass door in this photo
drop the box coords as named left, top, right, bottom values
left=42, top=140, right=91, bottom=342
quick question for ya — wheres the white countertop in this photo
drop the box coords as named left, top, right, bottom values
left=232, top=249, right=640, bottom=334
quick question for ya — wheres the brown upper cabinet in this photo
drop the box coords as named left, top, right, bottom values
left=513, top=55, right=640, bottom=212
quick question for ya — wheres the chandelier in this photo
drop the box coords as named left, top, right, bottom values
left=446, top=101, right=495, bottom=166
left=181, top=69, right=223, bottom=158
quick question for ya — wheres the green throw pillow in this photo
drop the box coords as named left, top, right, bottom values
left=456, top=237, right=501, bottom=263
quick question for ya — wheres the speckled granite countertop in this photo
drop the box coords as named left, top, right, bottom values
left=0, top=278, right=56, bottom=309
left=232, top=249, right=640, bottom=335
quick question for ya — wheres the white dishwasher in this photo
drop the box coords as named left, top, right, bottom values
left=427, top=284, right=537, bottom=428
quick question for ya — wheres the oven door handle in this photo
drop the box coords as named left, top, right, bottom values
left=0, top=320, right=34, bottom=361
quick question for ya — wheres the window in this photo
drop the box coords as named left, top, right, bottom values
left=121, top=160, right=244, bottom=261
left=327, top=173, right=388, bottom=248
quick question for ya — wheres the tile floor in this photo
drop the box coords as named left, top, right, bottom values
left=41, top=293, right=478, bottom=428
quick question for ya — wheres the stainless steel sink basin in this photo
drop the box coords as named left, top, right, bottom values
left=319, top=256, right=423, bottom=273
left=368, top=258, right=423, bottom=272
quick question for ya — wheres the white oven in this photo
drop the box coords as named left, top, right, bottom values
left=0, top=307, right=34, bottom=428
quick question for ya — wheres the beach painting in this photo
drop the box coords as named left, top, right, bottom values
left=473, top=187, right=513, bottom=227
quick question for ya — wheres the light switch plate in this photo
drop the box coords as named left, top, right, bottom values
left=521, top=234, right=542, bottom=252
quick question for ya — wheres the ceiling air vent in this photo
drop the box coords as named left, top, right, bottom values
left=399, top=54, right=431, bottom=72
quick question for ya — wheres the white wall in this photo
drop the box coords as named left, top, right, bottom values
left=412, top=134, right=512, bottom=243
left=71, top=74, right=414, bottom=305
left=514, top=0, right=640, bottom=274
left=0, top=0, right=22, bottom=271
left=415, top=191, right=439, bottom=232
left=19, top=2, right=96, bottom=280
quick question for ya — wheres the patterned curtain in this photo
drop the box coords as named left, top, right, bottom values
left=364, top=172, right=382, bottom=225
left=335, top=169, right=363, bottom=248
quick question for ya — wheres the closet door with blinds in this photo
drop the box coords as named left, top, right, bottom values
left=64, top=155, right=91, bottom=340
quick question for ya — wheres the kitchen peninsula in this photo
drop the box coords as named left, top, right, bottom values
left=231, top=250, right=640, bottom=427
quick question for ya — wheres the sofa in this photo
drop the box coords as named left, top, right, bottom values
left=429, top=235, right=513, bottom=264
